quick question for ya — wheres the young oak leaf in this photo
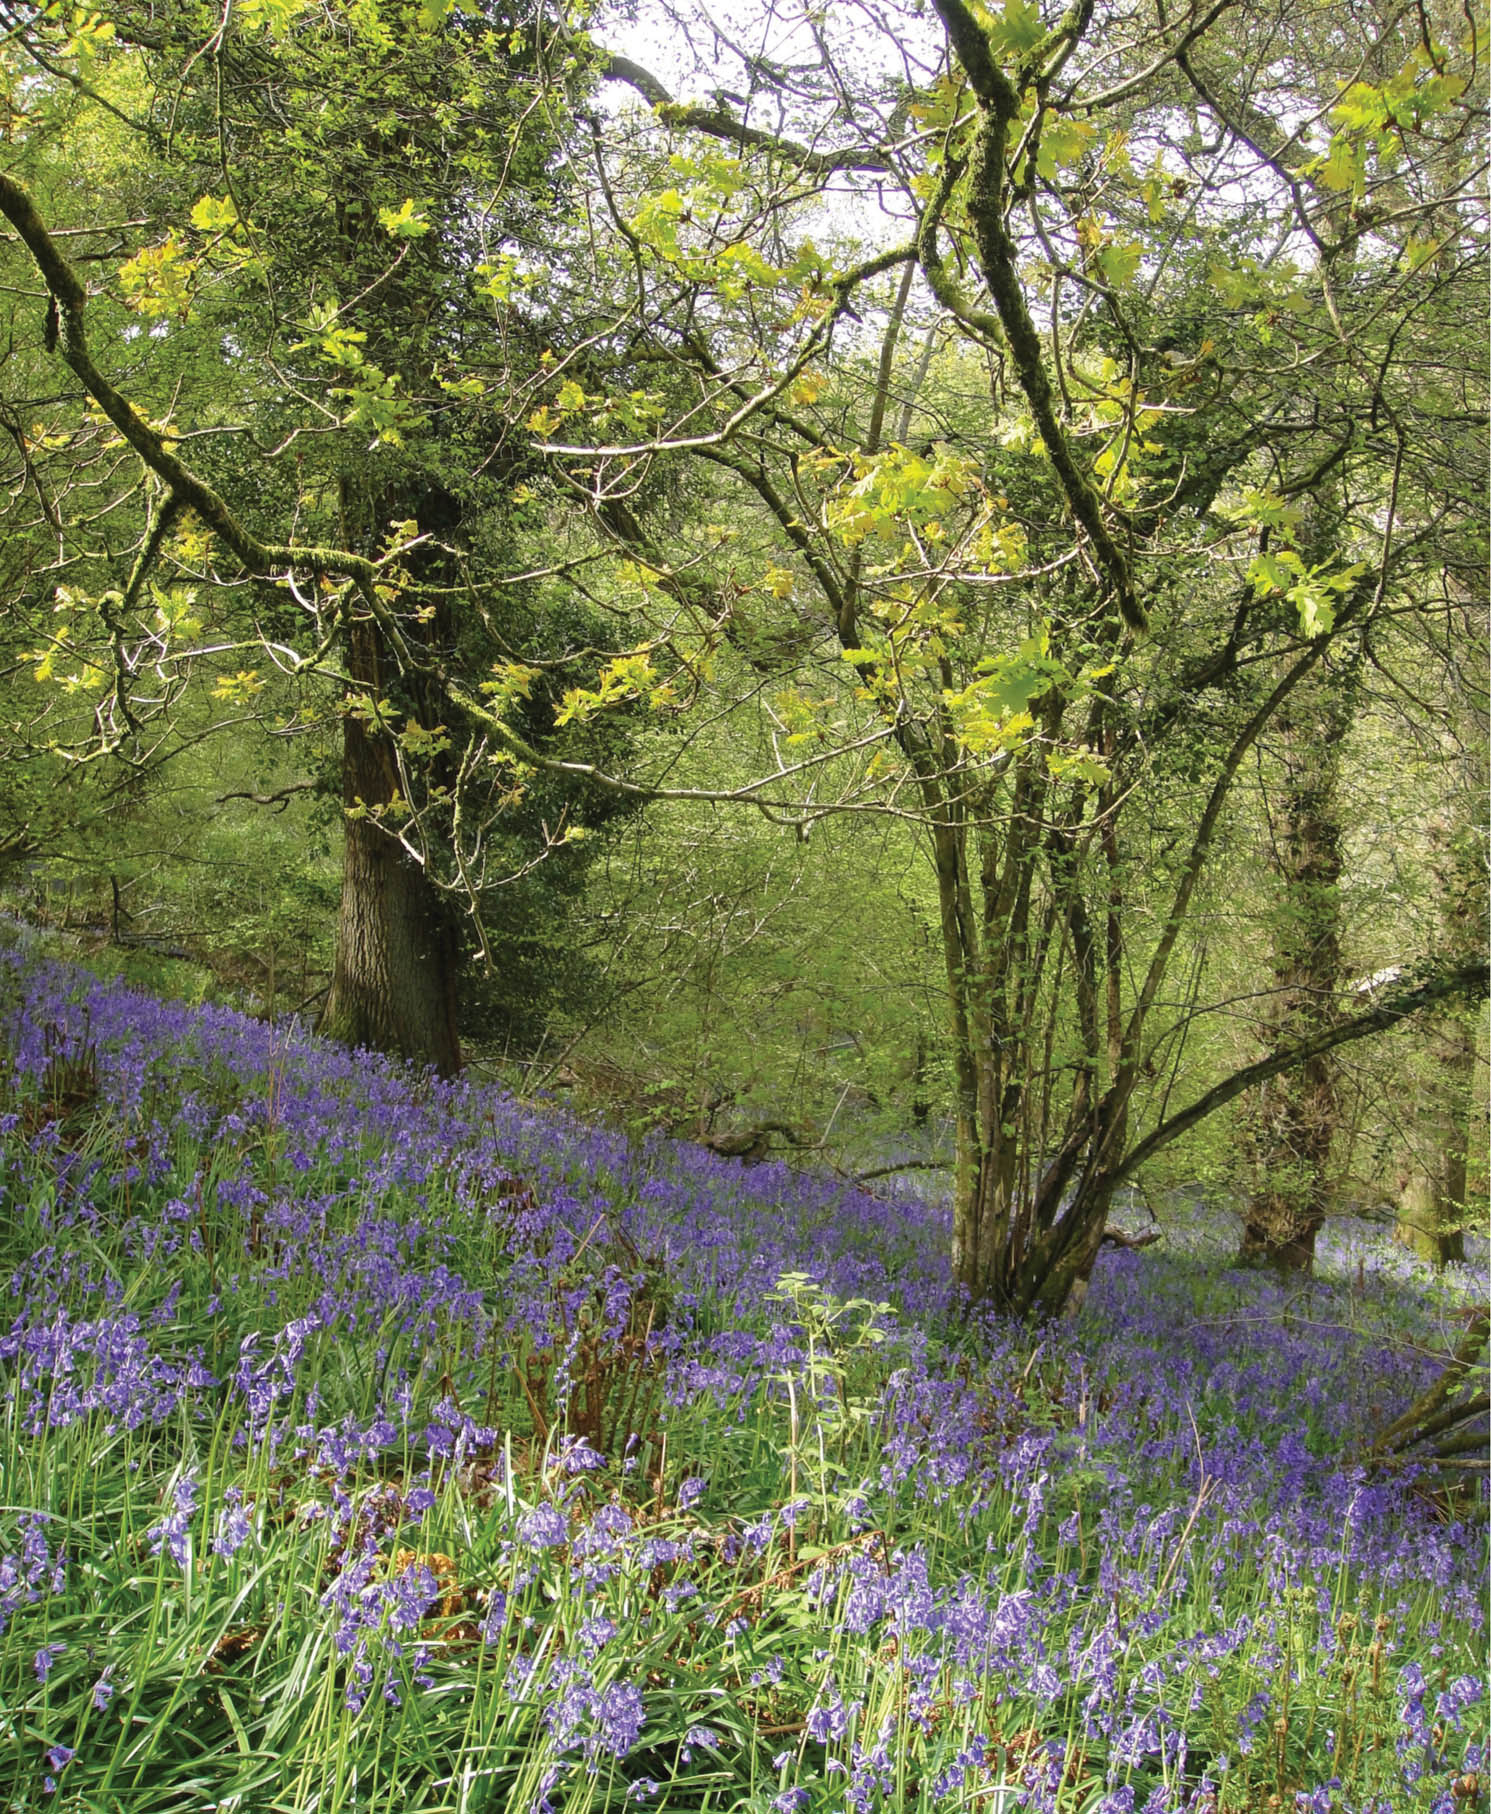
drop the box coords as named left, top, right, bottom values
left=377, top=199, right=432, bottom=239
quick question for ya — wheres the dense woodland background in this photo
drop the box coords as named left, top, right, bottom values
left=0, top=7, right=1489, bottom=1810
left=0, top=0, right=1486, bottom=1305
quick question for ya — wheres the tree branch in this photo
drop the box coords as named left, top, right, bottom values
left=215, top=781, right=320, bottom=811
left=0, top=170, right=387, bottom=599
left=929, top=0, right=1144, bottom=630
left=597, top=52, right=893, bottom=176
left=1108, top=959, right=1491, bottom=1188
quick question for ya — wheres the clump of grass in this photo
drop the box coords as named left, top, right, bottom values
left=0, top=950, right=1484, bottom=1813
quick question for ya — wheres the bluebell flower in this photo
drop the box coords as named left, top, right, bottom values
left=677, top=1476, right=707, bottom=1509
left=520, top=1504, right=568, bottom=1549
left=213, top=1489, right=253, bottom=1559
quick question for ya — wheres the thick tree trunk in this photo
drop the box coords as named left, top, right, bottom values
left=320, top=618, right=463, bottom=1077
left=1395, top=1169, right=1464, bottom=1268
left=321, top=825, right=462, bottom=1076
left=1236, top=1047, right=1337, bottom=1274
left=1235, top=660, right=1354, bottom=1274
left=1393, top=749, right=1486, bottom=1267
left=1393, top=1005, right=1474, bottom=1266
left=1237, top=1195, right=1324, bottom=1273
left=951, top=1114, right=1020, bottom=1302
left=320, top=478, right=466, bottom=1078
left=321, top=769, right=461, bottom=1073
left=937, top=764, right=1049, bottom=1313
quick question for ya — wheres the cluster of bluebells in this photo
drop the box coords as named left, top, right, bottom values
left=0, top=1513, right=64, bottom=1635
left=0, top=948, right=1485, bottom=1811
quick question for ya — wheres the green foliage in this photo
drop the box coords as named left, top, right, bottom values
left=0, top=0, right=1484, bottom=1311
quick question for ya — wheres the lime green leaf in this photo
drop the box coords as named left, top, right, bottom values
left=1037, top=116, right=1096, bottom=179
left=118, top=236, right=196, bottom=320
left=1047, top=746, right=1111, bottom=787
left=1098, top=240, right=1142, bottom=287
left=1332, top=83, right=1389, bottom=130
left=1228, top=488, right=1303, bottom=536
left=190, top=196, right=240, bottom=233
left=1208, top=262, right=1260, bottom=307
left=1317, top=133, right=1363, bottom=194
left=211, top=669, right=265, bottom=702
left=1294, top=584, right=1335, bottom=638
left=983, top=0, right=1045, bottom=57
left=377, top=199, right=432, bottom=239
left=1247, top=549, right=1304, bottom=597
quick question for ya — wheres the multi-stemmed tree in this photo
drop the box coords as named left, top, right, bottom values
left=516, top=0, right=1488, bottom=1308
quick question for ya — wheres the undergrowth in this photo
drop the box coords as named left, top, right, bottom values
left=0, top=951, right=1484, bottom=1813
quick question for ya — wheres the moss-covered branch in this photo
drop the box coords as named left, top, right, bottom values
left=597, top=52, right=892, bottom=175
left=928, top=0, right=1144, bottom=630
